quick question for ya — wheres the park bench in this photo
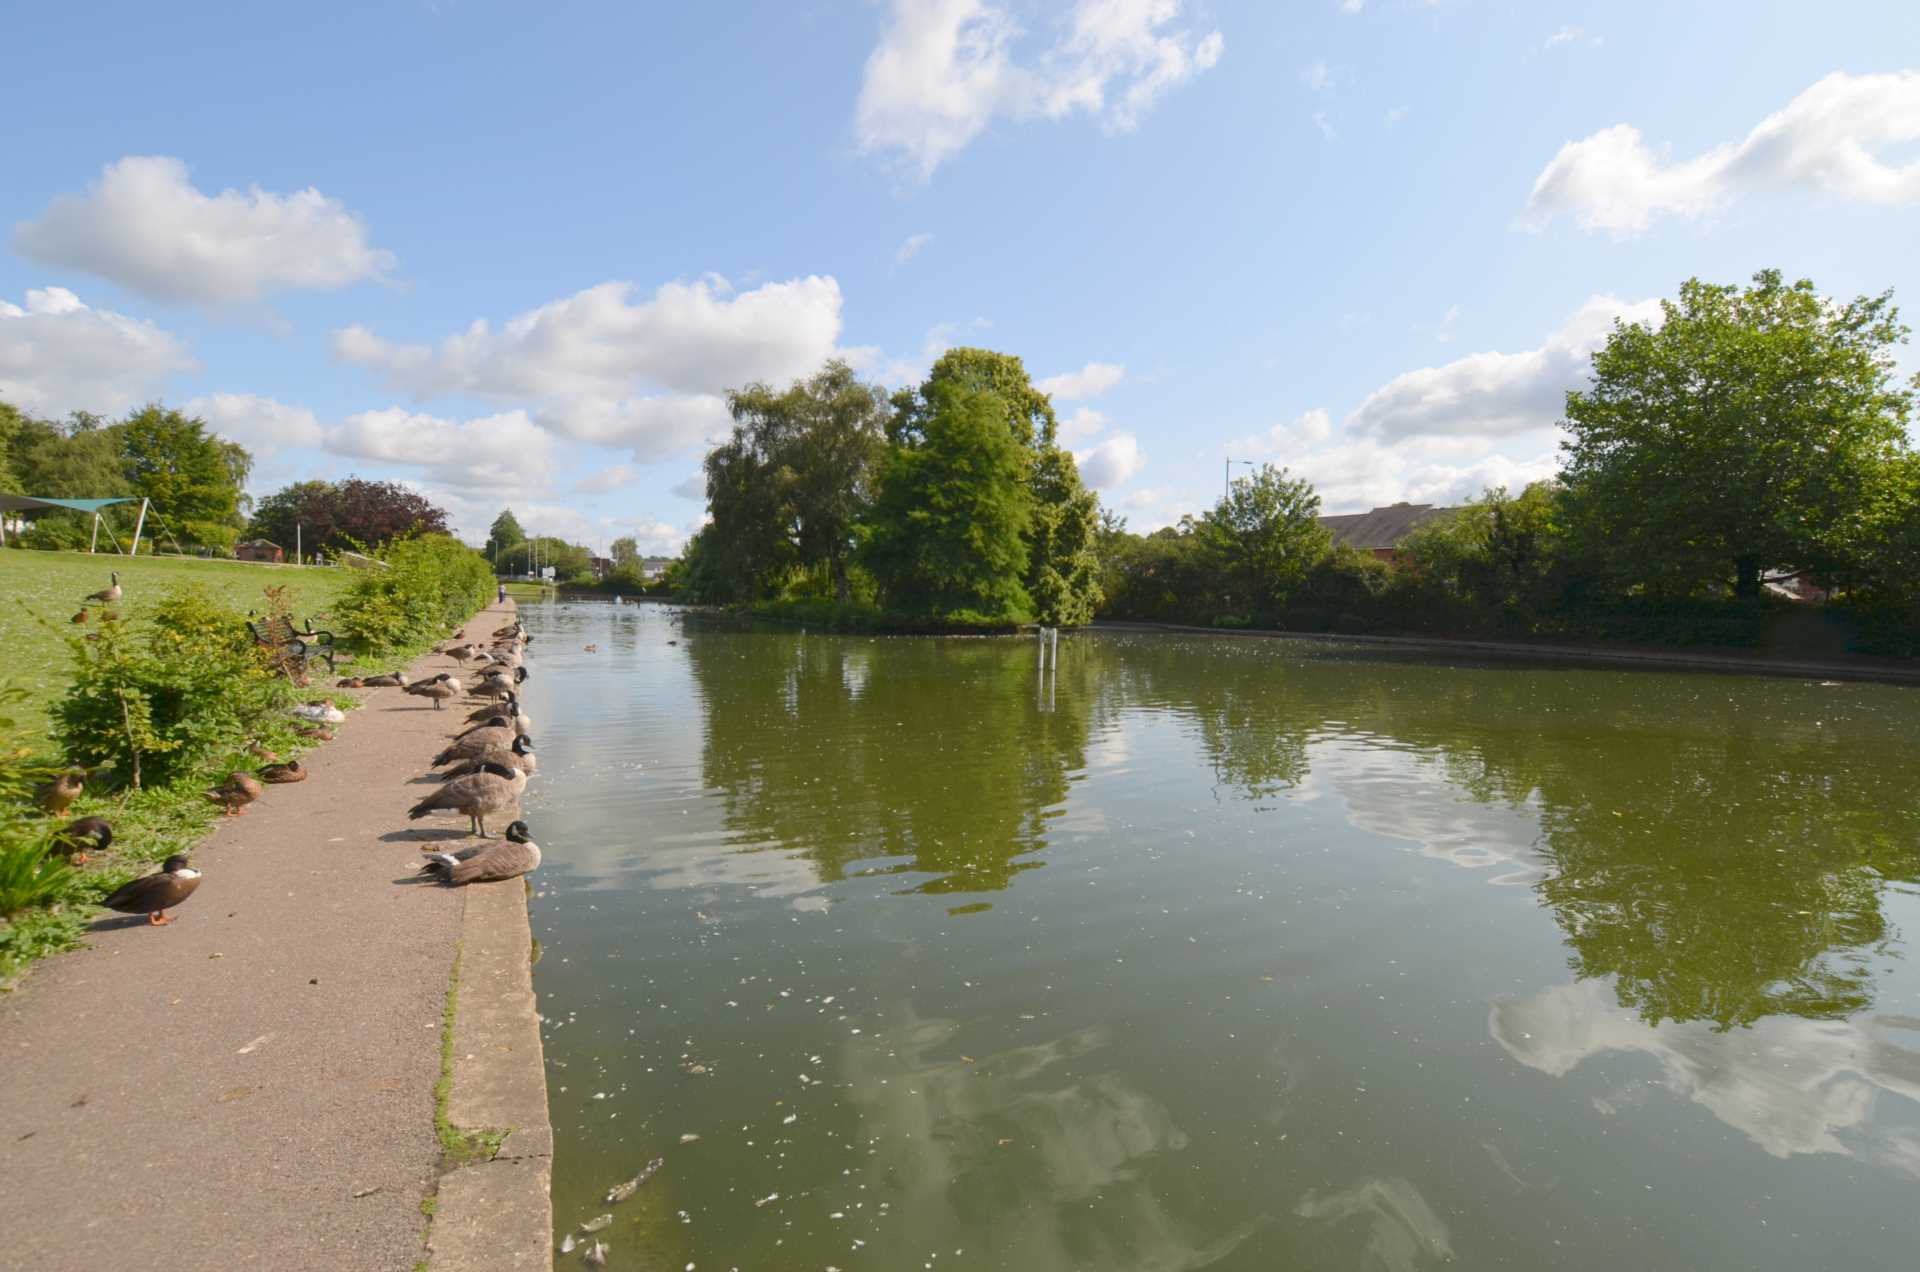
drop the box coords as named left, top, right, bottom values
left=247, top=615, right=338, bottom=672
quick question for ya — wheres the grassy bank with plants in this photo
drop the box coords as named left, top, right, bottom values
left=0, top=535, right=494, bottom=984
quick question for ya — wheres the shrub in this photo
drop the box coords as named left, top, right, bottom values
left=0, top=841, right=75, bottom=919
left=53, top=584, right=292, bottom=787
left=329, top=534, right=493, bottom=654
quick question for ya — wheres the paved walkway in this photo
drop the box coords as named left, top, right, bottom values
left=0, top=601, right=520, bottom=1271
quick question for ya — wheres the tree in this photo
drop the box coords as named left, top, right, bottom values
left=609, top=536, right=639, bottom=568
left=864, top=382, right=1034, bottom=621
left=487, top=509, right=525, bottom=562
left=1561, top=270, right=1916, bottom=599
left=901, top=348, right=1103, bottom=625
left=1197, top=464, right=1331, bottom=620
left=248, top=478, right=449, bottom=555
left=118, top=405, right=248, bottom=548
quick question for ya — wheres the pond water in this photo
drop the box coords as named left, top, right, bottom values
left=519, top=599, right=1920, bottom=1270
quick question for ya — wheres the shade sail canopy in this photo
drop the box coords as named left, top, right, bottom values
left=0, top=495, right=142, bottom=514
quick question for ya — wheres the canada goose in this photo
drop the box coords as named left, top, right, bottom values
left=84, top=571, right=122, bottom=604
left=437, top=734, right=536, bottom=780
left=205, top=772, right=264, bottom=816
left=36, top=771, right=85, bottom=817
left=452, top=714, right=512, bottom=739
left=361, top=671, right=407, bottom=687
left=442, top=644, right=477, bottom=661
left=102, top=854, right=200, bottom=925
left=432, top=727, right=528, bottom=768
left=405, top=674, right=463, bottom=709
left=260, top=761, right=307, bottom=783
left=418, top=819, right=543, bottom=884
left=467, top=677, right=517, bottom=702
left=54, top=816, right=112, bottom=864
left=407, top=762, right=526, bottom=837
left=461, top=694, right=530, bottom=734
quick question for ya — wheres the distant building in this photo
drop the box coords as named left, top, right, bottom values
left=588, top=556, right=613, bottom=580
left=639, top=556, right=673, bottom=580
left=234, top=539, right=284, bottom=563
left=1317, top=502, right=1461, bottom=563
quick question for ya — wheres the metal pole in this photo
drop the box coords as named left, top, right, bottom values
left=129, top=498, right=149, bottom=556
left=296, top=524, right=302, bottom=567
left=89, top=512, right=100, bottom=554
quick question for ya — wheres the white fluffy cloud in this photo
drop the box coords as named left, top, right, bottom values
left=183, top=392, right=325, bottom=456
left=13, top=156, right=395, bottom=305
left=1523, top=71, right=1920, bottom=236
left=1075, top=432, right=1145, bottom=489
left=1349, top=294, right=1663, bottom=440
left=1038, top=360, right=1125, bottom=400
left=1057, top=406, right=1108, bottom=442
left=573, top=464, right=640, bottom=494
left=855, top=0, right=1223, bottom=180
left=333, top=274, right=842, bottom=459
left=329, top=407, right=555, bottom=491
left=1221, top=296, right=1669, bottom=512
left=0, top=287, right=194, bottom=417
left=895, top=231, right=935, bottom=265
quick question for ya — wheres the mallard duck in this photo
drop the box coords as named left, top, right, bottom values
left=83, top=571, right=123, bottom=604
left=293, top=702, right=346, bottom=724
left=361, top=671, right=407, bottom=688
left=206, top=772, right=263, bottom=816
left=54, top=816, right=112, bottom=864
left=336, top=676, right=366, bottom=688
left=260, top=760, right=307, bottom=783
left=405, top=673, right=463, bottom=708
left=418, top=819, right=542, bottom=884
left=437, top=734, right=536, bottom=780
left=247, top=741, right=278, bottom=763
left=295, top=724, right=335, bottom=742
left=71, top=607, right=90, bottom=624
left=407, top=762, right=526, bottom=837
left=102, top=854, right=200, bottom=925
left=36, top=771, right=85, bottom=816
left=432, top=726, right=526, bottom=768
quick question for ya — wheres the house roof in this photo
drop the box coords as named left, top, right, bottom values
left=1318, top=502, right=1460, bottom=551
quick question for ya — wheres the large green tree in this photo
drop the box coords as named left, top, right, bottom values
left=1198, top=464, right=1331, bottom=620
left=119, top=405, right=247, bottom=548
left=704, top=359, right=890, bottom=602
left=865, top=382, right=1034, bottom=621
left=487, top=509, right=526, bottom=562
left=898, top=349, right=1104, bottom=625
left=609, top=536, right=639, bottom=568
left=1561, top=270, right=1916, bottom=599
left=249, top=477, right=449, bottom=555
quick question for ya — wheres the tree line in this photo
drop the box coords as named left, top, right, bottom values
left=673, top=271, right=1920, bottom=652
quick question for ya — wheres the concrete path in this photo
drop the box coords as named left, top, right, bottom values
left=0, top=600, right=524, bottom=1272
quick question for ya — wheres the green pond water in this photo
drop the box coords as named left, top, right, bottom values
left=519, top=599, right=1920, bottom=1270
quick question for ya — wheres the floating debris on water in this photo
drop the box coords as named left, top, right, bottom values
left=579, top=1214, right=613, bottom=1233
left=606, top=1157, right=665, bottom=1203
left=583, top=1239, right=609, bottom=1267
left=559, top=1234, right=577, bottom=1253
left=679, top=1133, right=701, bottom=1144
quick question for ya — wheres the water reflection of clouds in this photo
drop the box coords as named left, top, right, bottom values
left=1294, top=1177, right=1455, bottom=1272
left=1296, top=739, right=1548, bottom=882
left=1492, top=980, right=1920, bottom=1174
left=841, top=1015, right=1262, bottom=1270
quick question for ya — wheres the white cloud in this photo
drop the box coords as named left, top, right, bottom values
left=1522, top=71, right=1920, bottom=236
left=1339, top=0, right=1364, bottom=12
left=184, top=392, right=324, bottom=456
left=1432, top=303, right=1461, bottom=343
left=1300, top=60, right=1333, bottom=92
left=1312, top=111, right=1338, bottom=143
left=670, top=471, right=707, bottom=501
left=1350, top=294, right=1662, bottom=439
left=1074, top=432, right=1145, bottom=489
left=1544, top=25, right=1600, bottom=49
left=1038, top=360, right=1125, bottom=400
left=0, top=286, right=194, bottom=418
left=573, top=464, right=640, bottom=494
left=329, top=406, right=556, bottom=492
left=1384, top=105, right=1409, bottom=127
left=895, top=231, right=935, bottom=265
left=854, top=0, right=1223, bottom=180
left=13, top=156, right=395, bottom=305
left=333, top=274, right=841, bottom=459
left=1057, top=407, right=1108, bottom=442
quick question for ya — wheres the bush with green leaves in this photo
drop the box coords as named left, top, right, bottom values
left=0, top=684, right=70, bottom=919
left=54, top=583, right=293, bottom=788
left=328, top=534, right=493, bottom=654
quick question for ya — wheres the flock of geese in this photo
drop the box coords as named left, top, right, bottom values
left=41, top=594, right=544, bottom=928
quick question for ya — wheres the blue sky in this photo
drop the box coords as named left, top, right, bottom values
left=3, top=0, right=1916, bottom=553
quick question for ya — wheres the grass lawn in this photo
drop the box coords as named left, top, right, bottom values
left=0, top=549, right=356, bottom=736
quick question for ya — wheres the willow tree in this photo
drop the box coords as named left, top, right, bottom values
left=896, top=348, right=1103, bottom=625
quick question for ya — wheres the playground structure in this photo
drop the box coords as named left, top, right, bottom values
left=0, top=494, right=192, bottom=556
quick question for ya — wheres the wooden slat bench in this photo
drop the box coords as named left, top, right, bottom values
left=247, top=615, right=338, bottom=672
